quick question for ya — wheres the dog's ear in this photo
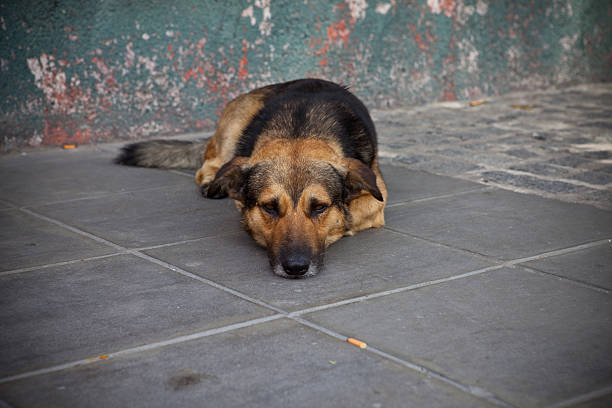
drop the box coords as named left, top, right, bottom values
left=206, top=157, right=249, bottom=201
left=342, top=158, right=384, bottom=202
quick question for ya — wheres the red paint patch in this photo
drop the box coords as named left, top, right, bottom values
left=184, top=69, right=197, bottom=82
left=238, top=55, right=248, bottom=79
left=327, top=20, right=350, bottom=47
left=414, top=32, right=428, bottom=51
left=442, top=82, right=456, bottom=101
left=315, top=42, right=329, bottom=56
left=42, top=119, right=92, bottom=146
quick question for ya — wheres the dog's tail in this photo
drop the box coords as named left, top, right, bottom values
left=114, top=139, right=208, bottom=169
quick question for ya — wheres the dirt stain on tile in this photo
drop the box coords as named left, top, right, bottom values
left=166, top=368, right=217, bottom=391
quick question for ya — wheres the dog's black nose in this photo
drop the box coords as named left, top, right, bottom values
left=282, top=254, right=310, bottom=276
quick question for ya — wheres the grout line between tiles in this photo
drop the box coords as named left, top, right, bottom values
left=0, top=315, right=284, bottom=385
left=363, top=345, right=516, bottom=408
left=520, top=265, right=610, bottom=294
left=0, top=179, right=196, bottom=212
left=108, top=315, right=284, bottom=358
left=545, top=383, right=612, bottom=408
left=292, top=237, right=612, bottom=317
left=18, top=208, right=125, bottom=251
left=0, top=233, right=244, bottom=278
left=12, top=205, right=610, bottom=322
left=385, top=225, right=612, bottom=294
left=289, top=263, right=508, bottom=317
left=0, top=253, right=125, bottom=278
left=19, top=184, right=186, bottom=210
left=132, top=231, right=243, bottom=252
left=5, top=205, right=609, bottom=407
left=289, top=316, right=347, bottom=342
left=291, top=316, right=516, bottom=408
left=128, top=250, right=287, bottom=314
left=385, top=186, right=493, bottom=208
left=15, top=208, right=286, bottom=313
left=383, top=226, right=496, bottom=261
left=505, top=239, right=611, bottom=265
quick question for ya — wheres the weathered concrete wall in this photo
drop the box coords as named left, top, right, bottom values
left=1, top=0, right=610, bottom=150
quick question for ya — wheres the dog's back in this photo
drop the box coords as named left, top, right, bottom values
left=115, top=79, right=377, bottom=171
left=236, top=79, right=378, bottom=167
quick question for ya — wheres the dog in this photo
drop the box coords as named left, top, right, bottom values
left=116, top=79, right=387, bottom=278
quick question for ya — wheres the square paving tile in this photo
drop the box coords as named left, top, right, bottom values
left=0, top=147, right=192, bottom=207
left=524, top=242, right=612, bottom=290
left=0, top=209, right=116, bottom=272
left=385, top=189, right=612, bottom=260
left=145, top=228, right=493, bottom=311
left=379, top=164, right=485, bottom=204
left=0, top=255, right=271, bottom=378
left=33, top=185, right=242, bottom=248
left=307, top=267, right=612, bottom=408
left=0, top=319, right=496, bottom=408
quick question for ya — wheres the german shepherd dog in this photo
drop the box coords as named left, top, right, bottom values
left=116, top=79, right=387, bottom=278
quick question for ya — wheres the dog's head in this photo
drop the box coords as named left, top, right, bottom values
left=206, top=151, right=383, bottom=278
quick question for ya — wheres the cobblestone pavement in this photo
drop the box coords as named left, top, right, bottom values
left=373, top=83, right=612, bottom=210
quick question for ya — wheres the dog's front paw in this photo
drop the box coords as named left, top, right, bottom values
left=200, top=183, right=210, bottom=197
left=205, top=183, right=229, bottom=199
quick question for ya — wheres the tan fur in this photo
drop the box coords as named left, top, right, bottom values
left=196, top=92, right=386, bottom=245
left=243, top=182, right=348, bottom=258
left=195, top=88, right=271, bottom=186
left=347, top=159, right=387, bottom=234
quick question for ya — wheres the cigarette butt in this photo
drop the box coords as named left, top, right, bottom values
left=347, top=337, right=367, bottom=349
left=470, top=99, right=485, bottom=107
left=98, top=355, right=108, bottom=360
left=63, top=144, right=77, bottom=149
left=511, top=104, right=533, bottom=110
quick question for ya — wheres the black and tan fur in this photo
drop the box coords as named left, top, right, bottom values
left=116, top=79, right=387, bottom=278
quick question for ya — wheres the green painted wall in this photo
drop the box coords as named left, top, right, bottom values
left=1, top=0, right=610, bottom=150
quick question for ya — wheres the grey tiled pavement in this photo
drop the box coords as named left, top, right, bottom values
left=373, top=83, right=612, bottom=211
left=1, top=85, right=612, bottom=408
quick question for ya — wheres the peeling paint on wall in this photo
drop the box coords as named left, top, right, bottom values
left=1, top=0, right=610, bottom=150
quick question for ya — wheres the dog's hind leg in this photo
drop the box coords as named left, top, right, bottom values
left=195, top=138, right=225, bottom=189
left=347, top=160, right=388, bottom=234
left=194, top=89, right=270, bottom=193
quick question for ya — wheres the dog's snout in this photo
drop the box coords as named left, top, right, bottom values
left=272, top=240, right=324, bottom=279
left=281, top=252, right=310, bottom=276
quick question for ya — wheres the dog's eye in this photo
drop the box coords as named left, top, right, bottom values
left=261, top=202, right=278, bottom=216
left=311, top=203, right=328, bottom=215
